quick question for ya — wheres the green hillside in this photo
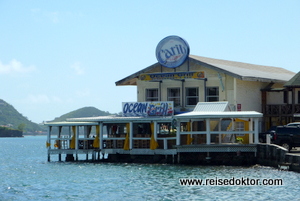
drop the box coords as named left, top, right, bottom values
left=0, top=99, right=42, bottom=132
left=51, top=106, right=117, bottom=122
left=0, top=99, right=117, bottom=133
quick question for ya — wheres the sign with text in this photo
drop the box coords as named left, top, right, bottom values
left=156, top=35, right=190, bottom=68
left=237, top=104, right=242, bottom=111
left=139, top=71, right=205, bottom=81
left=122, top=102, right=174, bottom=117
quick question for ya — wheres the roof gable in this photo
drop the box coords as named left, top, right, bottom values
left=115, top=55, right=295, bottom=86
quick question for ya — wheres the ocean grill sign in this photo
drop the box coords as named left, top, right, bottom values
left=156, top=35, right=190, bottom=68
left=139, top=71, right=205, bottom=81
left=122, top=102, right=174, bottom=117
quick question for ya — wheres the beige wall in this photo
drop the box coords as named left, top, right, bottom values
left=235, top=79, right=264, bottom=112
left=136, top=61, right=287, bottom=112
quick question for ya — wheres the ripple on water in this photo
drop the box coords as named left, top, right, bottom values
left=0, top=137, right=298, bottom=200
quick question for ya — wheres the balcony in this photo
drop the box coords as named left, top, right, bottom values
left=263, top=104, right=300, bottom=116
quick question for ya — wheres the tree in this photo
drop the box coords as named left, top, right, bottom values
left=18, top=123, right=26, bottom=131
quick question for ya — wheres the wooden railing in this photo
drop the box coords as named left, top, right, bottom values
left=263, top=104, right=300, bottom=116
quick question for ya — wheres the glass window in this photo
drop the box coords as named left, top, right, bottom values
left=186, top=87, right=199, bottom=106
left=168, top=88, right=180, bottom=107
left=158, top=122, right=175, bottom=135
left=206, top=87, right=219, bottom=102
left=146, top=88, right=158, bottom=101
left=235, top=121, right=245, bottom=136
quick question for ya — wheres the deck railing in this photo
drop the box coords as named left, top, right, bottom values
left=263, top=104, right=300, bottom=116
left=49, top=135, right=177, bottom=150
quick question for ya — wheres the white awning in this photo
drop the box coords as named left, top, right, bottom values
left=175, top=111, right=263, bottom=119
left=44, top=121, right=99, bottom=127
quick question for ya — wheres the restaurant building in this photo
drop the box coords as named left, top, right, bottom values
left=116, top=36, right=295, bottom=129
left=45, top=36, right=296, bottom=164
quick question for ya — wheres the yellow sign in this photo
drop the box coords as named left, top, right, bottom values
left=139, top=71, right=205, bottom=81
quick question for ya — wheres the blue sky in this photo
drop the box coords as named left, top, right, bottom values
left=1, top=0, right=299, bottom=123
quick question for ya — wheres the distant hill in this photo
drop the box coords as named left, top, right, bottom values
left=0, top=99, right=118, bottom=133
left=51, top=106, right=118, bottom=122
left=0, top=99, right=43, bottom=133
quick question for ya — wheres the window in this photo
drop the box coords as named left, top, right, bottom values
left=158, top=122, right=175, bottom=135
left=283, top=91, right=288, bottom=103
left=298, top=91, right=300, bottom=104
left=168, top=88, right=180, bottom=107
left=146, top=89, right=158, bottom=101
left=186, top=87, right=199, bottom=106
left=206, top=87, right=219, bottom=102
left=235, top=121, right=245, bottom=136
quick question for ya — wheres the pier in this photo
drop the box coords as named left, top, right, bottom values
left=45, top=102, right=264, bottom=165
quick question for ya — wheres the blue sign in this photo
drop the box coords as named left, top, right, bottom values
left=122, top=102, right=174, bottom=117
left=156, top=35, right=190, bottom=68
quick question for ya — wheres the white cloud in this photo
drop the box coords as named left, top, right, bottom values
left=47, top=11, right=59, bottom=23
left=75, top=89, right=90, bottom=97
left=70, top=62, right=85, bottom=75
left=0, top=59, right=36, bottom=75
left=31, top=8, right=60, bottom=24
left=27, top=94, right=62, bottom=104
left=30, top=8, right=41, bottom=15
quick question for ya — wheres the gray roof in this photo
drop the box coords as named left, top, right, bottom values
left=44, top=116, right=174, bottom=126
left=189, top=55, right=295, bottom=82
left=116, top=55, right=295, bottom=86
left=175, top=111, right=263, bottom=119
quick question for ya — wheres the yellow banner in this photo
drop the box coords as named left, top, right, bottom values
left=139, top=71, right=205, bottom=81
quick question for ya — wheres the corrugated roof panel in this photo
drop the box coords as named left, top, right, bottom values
left=175, top=111, right=263, bottom=119
left=190, top=55, right=295, bottom=82
left=193, top=102, right=229, bottom=112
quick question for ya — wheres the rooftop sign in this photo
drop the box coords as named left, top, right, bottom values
left=156, top=35, right=190, bottom=68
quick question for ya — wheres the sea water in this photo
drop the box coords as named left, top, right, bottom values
left=0, top=136, right=299, bottom=201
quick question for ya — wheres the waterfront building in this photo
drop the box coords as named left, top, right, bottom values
left=45, top=36, right=296, bottom=163
left=116, top=54, right=295, bottom=129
